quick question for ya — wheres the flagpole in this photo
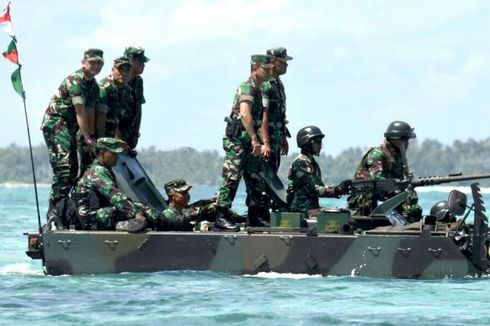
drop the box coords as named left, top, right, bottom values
left=2, top=2, right=43, bottom=233
left=18, top=74, right=43, bottom=234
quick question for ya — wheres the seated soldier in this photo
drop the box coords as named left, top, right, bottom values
left=287, top=126, right=350, bottom=216
left=163, top=178, right=243, bottom=231
left=162, top=179, right=195, bottom=230
left=347, top=121, right=422, bottom=222
left=74, top=138, right=187, bottom=232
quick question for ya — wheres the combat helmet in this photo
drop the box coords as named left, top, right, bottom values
left=384, top=121, right=416, bottom=140
left=430, top=200, right=450, bottom=221
left=296, top=126, right=325, bottom=148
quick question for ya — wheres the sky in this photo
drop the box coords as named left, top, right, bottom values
left=1, top=0, right=490, bottom=156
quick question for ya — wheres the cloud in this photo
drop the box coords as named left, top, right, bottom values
left=67, top=0, right=490, bottom=50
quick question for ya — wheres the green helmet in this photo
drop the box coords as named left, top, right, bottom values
left=296, top=126, right=325, bottom=148
left=384, top=121, right=416, bottom=140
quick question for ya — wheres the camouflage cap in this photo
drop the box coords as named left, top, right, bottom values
left=124, top=46, right=150, bottom=63
left=113, top=56, right=132, bottom=68
left=96, top=137, right=127, bottom=153
left=251, top=54, right=273, bottom=68
left=267, top=47, right=293, bottom=61
left=84, top=48, right=104, bottom=62
left=164, top=178, right=192, bottom=195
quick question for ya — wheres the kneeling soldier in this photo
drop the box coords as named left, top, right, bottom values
left=74, top=138, right=162, bottom=232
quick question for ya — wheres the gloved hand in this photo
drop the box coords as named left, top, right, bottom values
left=336, top=179, right=352, bottom=196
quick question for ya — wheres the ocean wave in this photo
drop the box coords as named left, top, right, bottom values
left=0, top=263, right=44, bottom=276
left=243, top=272, right=322, bottom=279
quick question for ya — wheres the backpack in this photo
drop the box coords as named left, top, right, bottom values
left=55, top=197, right=81, bottom=230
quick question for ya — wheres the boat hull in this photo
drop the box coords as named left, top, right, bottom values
left=37, top=229, right=480, bottom=278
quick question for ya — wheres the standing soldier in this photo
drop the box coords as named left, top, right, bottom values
left=347, top=121, right=422, bottom=222
left=41, top=48, right=104, bottom=217
left=95, top=56, right=133, bottom=140
left=120, top=46, right=149, bottom=149
left=261, top=47, right=292, bottom=170
left=287, top=126, right=350, bottom=215
left=215, top=54, right=273, bottom=230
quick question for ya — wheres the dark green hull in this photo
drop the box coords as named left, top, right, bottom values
left=29, top=229, right=480, bottom=278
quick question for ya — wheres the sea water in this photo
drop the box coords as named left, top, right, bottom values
left=1, top=185, right=490, bottom=325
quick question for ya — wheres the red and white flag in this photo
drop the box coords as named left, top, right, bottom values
left=0, top=2, right=15, bottom=37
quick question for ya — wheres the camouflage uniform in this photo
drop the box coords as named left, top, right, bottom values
left=348, top=141, right=422, bottom=221
left=260, top=77, right=287, bottom=170
left=217, top=77, right=266, bottom=210
left=163, top=179, right=223, bottom=230
left=119, top=76, right=144, bottom=148
left=260, top=47, right=292, bottom=171
left=287, top=154, right=339, bottom=213
left=74, top=139, right=161, bottom=230
left=97, top=75, right=133, bottom=137
left=120, top=46, right=149, bottom=149
left=41, top=61, right=100, bottom=205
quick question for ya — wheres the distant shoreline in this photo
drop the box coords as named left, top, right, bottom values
left=2, top=183, right=489, bottom=194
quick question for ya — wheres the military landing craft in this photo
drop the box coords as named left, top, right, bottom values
left=25, top=154, right=490, bottom=279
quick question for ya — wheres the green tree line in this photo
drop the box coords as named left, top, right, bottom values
left=1, top=138, right=490, bottom=187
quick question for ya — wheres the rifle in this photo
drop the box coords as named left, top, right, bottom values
left=349, top=173, right=490, bottom=197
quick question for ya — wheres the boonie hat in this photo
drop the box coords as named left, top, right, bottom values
left=96, top=137, right=127, bottom=153
left=164, top=179, right=192, bottom=195
left=251, top=54, right=273, bottom=68
left=113, top=56, right=132, bottom=68
left=84, top=48, right=104, bottom=62
left=124, top=46, right=150, bottom=63
left=267, top=47, right=293, bottom=61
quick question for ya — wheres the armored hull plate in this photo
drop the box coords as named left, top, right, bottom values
left=39, top=230, right=479, bottom=279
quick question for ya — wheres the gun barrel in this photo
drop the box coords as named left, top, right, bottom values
left=412, top=173, right=490, bottom=187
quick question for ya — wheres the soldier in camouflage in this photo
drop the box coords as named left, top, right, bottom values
left=41, top=49, right=104, bottom=217
left=216, top=54, right=274, bottom=229
left=260, top=47, right=292, bottom=171
left=74, top=138, right=195, bottom=232
left=163, top=179, right=243, bottom=231
left=96, top=56, right=133, bottom=139
left=120, top=46, right=149, bottom=149
left=347, top=121, right=423, bottom=222
left=287, top=126, right=350, bottom=214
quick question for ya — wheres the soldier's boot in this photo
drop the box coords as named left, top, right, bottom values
left=246, top=206, right=270, bottom=227
left=46, top=199, right=65, bottom=230
left=46, top=199, right=57, bottom=220
left=116, top=217, right=147, bottom=233
left=214, top=206, right=240, bottom=232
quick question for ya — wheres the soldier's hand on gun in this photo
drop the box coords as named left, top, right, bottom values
left=251, top=138, right=261, bottom=156
left=336, top=179, right=352, bottom=196
left=261, top=143, right=271, bottom=159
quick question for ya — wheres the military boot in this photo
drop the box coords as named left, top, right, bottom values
left=246, top=206, right=270, bottom=227
left=46, top=199, right=57, bottom=220
left=116, top=217, right=147, bottom=233
left=214, top=206, right=240, bottom=232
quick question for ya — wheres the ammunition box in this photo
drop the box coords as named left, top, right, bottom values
left=270, top=212, right=302, bottom=227
left=316, top=209, right=350, bottom=233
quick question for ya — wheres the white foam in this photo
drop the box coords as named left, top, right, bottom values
left=0, top=263, right=44, bottom=276
left=0, top=183, right=50, bottom=188
left=244, top=272, right=322, bottom=279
